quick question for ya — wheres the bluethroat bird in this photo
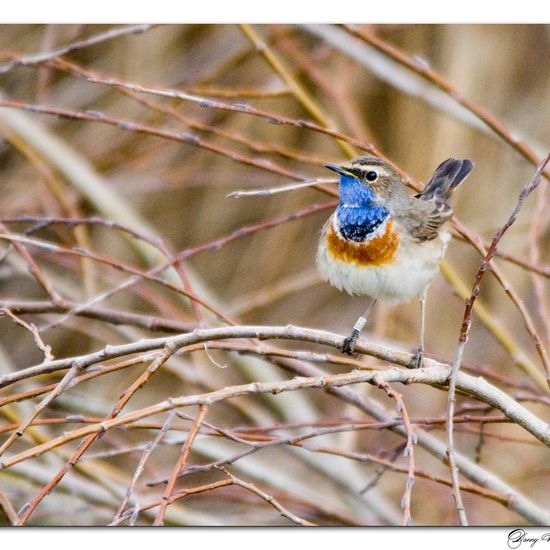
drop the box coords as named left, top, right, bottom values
left=317, top=156, right=474, bottom=365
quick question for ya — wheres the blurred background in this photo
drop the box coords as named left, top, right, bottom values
left=0, top=24, right=548, bottom=526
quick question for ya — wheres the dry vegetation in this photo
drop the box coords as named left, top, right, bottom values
left=0, top=24, right=549, bottom=526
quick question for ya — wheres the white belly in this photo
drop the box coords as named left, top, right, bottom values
left=317, top=231, right=450, bottom=304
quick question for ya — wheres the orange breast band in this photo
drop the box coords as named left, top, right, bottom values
left=327, top=219, right=399, bottom=266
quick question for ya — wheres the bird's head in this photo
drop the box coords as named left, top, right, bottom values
left=325, top=157, right=401, bottom=206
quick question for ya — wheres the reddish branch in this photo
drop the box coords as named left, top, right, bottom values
left=344, top=25, right=550, bottom=182
left=154, top=404, right=209, bottom=526
left=17, top=344, right=179, bottom=525
left=372, top=375, right=416, bottom=526
left=446, top=151, right=550, bottom=526
left=0, top=24, right=158, bottom=76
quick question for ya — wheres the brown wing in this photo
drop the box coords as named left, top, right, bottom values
left=407, top=158, right=474, bottom=241
left=402, top=198, right=454, bottom=241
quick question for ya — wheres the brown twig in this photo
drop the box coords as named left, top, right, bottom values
left=0, top=97, right=314, bottom=183
left=0, top=81, right=384, bottom=160
left=446, top=151, right=550, bottom=526
left=0, top=487, right=18, bottom=525
left=0, top=413, right=516, bottom=439
left=0, top=121, right=97, bottom=296
left=1, top=308, right=53, bottom=362
left=344, top=25, right=550, bottom=182
left=181, top=85, right=290, bottom=99
left=239, top=23, right=355, bottom=158
left=372, top=375, right=416, bottom=525
left=0, top=356, right=86, bottom=458
left=16, top=344, right=179, bottom=525
left=0, top=299, right=195, bottom=334
left=144, top=416, right=509, bottom=511
left=0, top=231, right=234, bottom=326
left=110, top=478, right=234, bottom=526
left=152, top=429, right=510, bottom=509
left=359, top=442, right=407, bottom=495
left=0, top=201, right=333, bottom=336
left=528, top=172, right=550, bottom=344
left=0, top=355, right=157, bottom=409
left=451, top=217, right=550, bottom=380
left=452, top=236, right=550, bottom=280
left=0, top=24, right=157, bottom=76
left=0, top=222, right=65, bottom=306
left=113, top=410, right=177, bottom=523
left=154, top=404, right=209, bottom=526
left=217, top=466, right=316, bottom=526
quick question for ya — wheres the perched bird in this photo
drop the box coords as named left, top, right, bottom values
left=317, top=156, right=474, bottom=364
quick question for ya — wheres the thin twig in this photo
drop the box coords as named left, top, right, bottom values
left=342, top=25, right=550, bottom=182
left=1, top=308, right=54, bottom=362
left=218, top=466, right=316, bottom=526
left=446, top=151, right=550, bottom=526
left=528, top=173, right=550, bottom=343
left=113, top=410, right=177, bottom=523
left=0, top=487, right=18, bottom=525
left=0, top=222, right=65, bottom=306
left=227, top=178, right=336, bottom=197
left=372, top=376, right=416, bottom=526
left=147, top=427, right=509, bottom=509
left=0, top=231, right=235, bottom=326
left=452, top=217, right=550, bottom=381
left=154, top=404, right=209, bottom=526
left=0, top=299, right=195, bottom=334
left=0, top=201, right=333, bottom=334
left=0, top=24, right=157, bottom=76
left=16, top=344, right=179, bottom=525
left=239, top=23, right=355, bottom=159
left=359, top=442, right=407, bottom=495
left=110, top=479, right=234, bottom=526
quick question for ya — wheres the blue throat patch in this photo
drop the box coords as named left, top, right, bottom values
left=336, top=174, right=389, bottom=242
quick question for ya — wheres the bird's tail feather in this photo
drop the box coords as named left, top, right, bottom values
left=416, top=158, right=474, bottom=201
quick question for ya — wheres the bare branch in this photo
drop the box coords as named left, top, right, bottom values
left=0, top=25, right=157, bottom=76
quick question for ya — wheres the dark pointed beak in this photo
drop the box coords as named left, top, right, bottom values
left=324, top=163, right=349, bottom=176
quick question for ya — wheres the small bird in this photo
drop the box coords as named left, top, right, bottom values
left=317, top=156, right=474, bottom=364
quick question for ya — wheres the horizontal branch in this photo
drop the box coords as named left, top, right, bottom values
left=1, top=323, right=549, bottom=524
left=0, top=299, right=194, bottom=333
left=0, top=25, right=157, bottom=76
left=1, top=324, right=549, bottom=449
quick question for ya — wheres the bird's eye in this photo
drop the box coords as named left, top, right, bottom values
left=365, top=170, right=378, bottom=182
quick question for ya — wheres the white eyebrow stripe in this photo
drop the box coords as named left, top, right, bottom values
left=377, top=168, right=390, bottom=177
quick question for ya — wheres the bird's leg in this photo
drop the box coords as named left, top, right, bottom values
left=408, top=291, right=426, bottom=369
left=342, top=298, right=376, bottom=355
